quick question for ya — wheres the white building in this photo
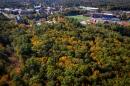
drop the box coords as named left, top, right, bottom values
left=79, top=6, right=99, bottom=12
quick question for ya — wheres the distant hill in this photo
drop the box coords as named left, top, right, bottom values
left=53, top=0, right=130, bottom=10
left=58, top=0, right=130, bottom=7
left=0, top=0, right=130, bottom=10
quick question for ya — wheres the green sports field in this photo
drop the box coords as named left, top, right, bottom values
left=68, top=15, right=90, bottom=21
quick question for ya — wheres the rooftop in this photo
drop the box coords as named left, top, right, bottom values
left=79, top=6, right=99, bottom=11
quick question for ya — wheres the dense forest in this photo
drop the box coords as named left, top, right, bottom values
left=0, top=13, right=130, bottom=86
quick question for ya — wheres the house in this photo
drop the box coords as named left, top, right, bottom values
left=46, top=7, right=54, bottom=15
left=34, top=4, right=42, bottom=9
left=11, top=9, right=22, bottom=15
left=4, top=8, right=12, bottom=13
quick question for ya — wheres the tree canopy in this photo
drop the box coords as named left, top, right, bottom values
left=0, top=14, right=130, bottom=86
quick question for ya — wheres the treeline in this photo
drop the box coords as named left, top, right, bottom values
left=0, top=2, right=24, bottom=8
left=1, top=0, right=130, bottom=10
left=49, top=0, right=130, bottom=10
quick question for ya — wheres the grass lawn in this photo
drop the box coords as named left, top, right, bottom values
left=67, top=15, right=90, bottom=21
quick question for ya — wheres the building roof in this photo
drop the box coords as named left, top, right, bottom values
left=4, top=8, right=12, bottom=11
left=34, top=4, right=42, bottom=9
left=79, top=6, right=99, bottom=11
